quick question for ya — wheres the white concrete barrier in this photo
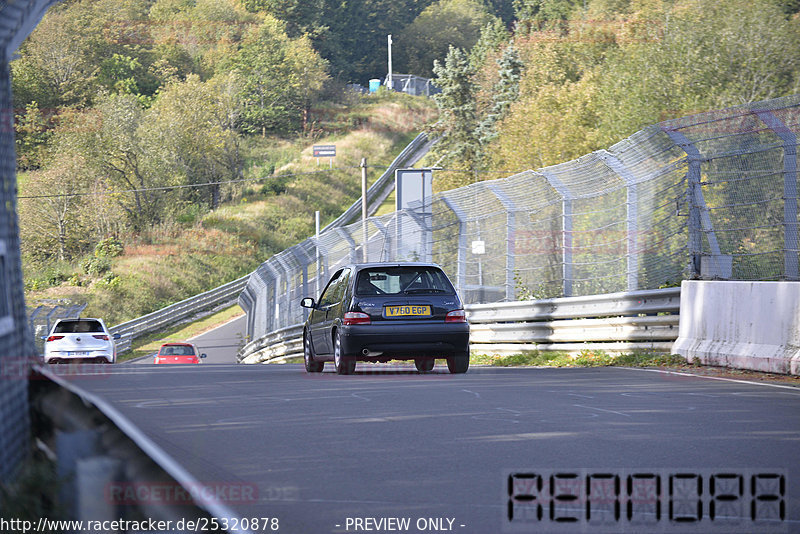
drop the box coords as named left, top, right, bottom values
left=672, top=281, right=800, bottom=375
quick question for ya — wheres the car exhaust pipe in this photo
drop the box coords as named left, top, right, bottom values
left=362, top=349, right=383, bottom=357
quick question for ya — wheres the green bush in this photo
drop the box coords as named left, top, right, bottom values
left=98, top=272, right=121, bottom=288
left=94, top=237, right=124, bottom=258
left=83, top=256, right=111, bottom=275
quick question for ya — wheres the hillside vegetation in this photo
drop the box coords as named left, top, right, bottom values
left=23, top=93, right=435, bottom=325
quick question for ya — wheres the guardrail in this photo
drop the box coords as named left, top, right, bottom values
left=237, top=287, right=681, bottom=364
left=111, top=276, right=248, bottom=354
left=238, top=324, right=304, bottom=364
left=33, top=365, right=254, bottom=532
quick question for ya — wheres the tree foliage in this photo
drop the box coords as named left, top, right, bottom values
left=476, top=44, right=523, bottom=163
left=397, top=0, right=500, bottom=78
left=219, top=16, right=329, bottom=134
left=484, top=0, right=800, bottom=171
left=431, top=46, right=479, bottom=185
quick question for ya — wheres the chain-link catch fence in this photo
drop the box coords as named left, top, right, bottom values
left=239, top=95, right=799, bottom=345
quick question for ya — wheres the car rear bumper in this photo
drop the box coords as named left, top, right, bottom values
left=44, top=351, right=115, bottom=364
left=339, top=322, right=470, bottom=359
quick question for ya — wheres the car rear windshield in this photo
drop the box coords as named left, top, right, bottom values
left=53, top=320, right=103, bottom=333
left=159, top=345, right=196, bottom=356
left=355, top=266, right=455, bottom=296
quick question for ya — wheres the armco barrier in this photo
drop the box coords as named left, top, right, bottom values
left=238, top=324, right=304, bottom=364
left=237, top=288, right=681, bottom=364
left=111, top=276, right=248, bottom=354
left=672, top=281, right=800, bottom=375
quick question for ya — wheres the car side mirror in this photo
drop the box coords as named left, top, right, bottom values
left=301, top=297, right=316, bottom=309
left=200, top=353, right=207, bottom=359
left=113, top=333, right=121, bottom=340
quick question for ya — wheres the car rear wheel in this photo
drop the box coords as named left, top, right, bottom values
left=304, top=331, right=324, bottom=373
left=333, top=331, right=355, bottom=375
left=415, top=359, right=435, bottom=372
left=447, top=353, right=469, bottom=374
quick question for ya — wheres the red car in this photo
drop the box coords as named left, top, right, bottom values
left=153, top=342, right=207, bottom=364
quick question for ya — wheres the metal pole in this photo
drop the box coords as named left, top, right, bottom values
left=540, top=170, right=574, bottom=297
left=361, top=158, right=368, bottom=263
left=663, top=129, right=711, bottom=278
left=387, top=35, right=393, bottom=90
left=755, top=110, right=799, bottom=280
left=315, top=210, right=320, bottom=297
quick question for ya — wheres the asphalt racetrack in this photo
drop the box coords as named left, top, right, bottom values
left=53, top=364, right=800, bottom=533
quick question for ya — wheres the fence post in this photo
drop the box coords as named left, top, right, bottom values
left=401, top=208, right=432, bottom=263
left=441, top=197, right=468, bottom=299
left=336, top=227, right=359, bottom=264
left=372, top=219, right=391, bottom=263
left=263, top=263, right=280, bottom=334
left=274, top=255, right=294, bottom=328
left=662, top=129, right=721, bottom=277
left=599, top=150, right=640, bottom=291
left=486, top=183, right=517, bottom=301
left=754, top=109, right=799, bottom=281
left=540, top=170, right=574, bottom=297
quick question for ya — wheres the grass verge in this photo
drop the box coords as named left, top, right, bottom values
left=118, top=305, right=244, bottom=363
left=470, top=350, right=689, bottom=368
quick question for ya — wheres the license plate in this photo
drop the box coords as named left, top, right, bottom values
left=385, top=305, right=431, bottom=317
left=67, top=351, right=89, bottom=357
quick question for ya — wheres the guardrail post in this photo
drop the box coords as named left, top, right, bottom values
left=754, top=109, right=799, bottom=281
left=540, top=171, right=574, bottom=297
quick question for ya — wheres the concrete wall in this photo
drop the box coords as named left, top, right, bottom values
left=672, top=281, right=800, bottom=375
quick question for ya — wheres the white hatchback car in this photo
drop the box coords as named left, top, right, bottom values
left=43, top=318, right=120, bottom=364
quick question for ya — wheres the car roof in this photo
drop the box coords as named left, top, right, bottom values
left=160, top=342, right=194, bottom=347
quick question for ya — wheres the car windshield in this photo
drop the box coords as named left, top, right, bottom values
left=53, top=319, right=103, bottom=333
left=355, top=266, right=454, bottom=296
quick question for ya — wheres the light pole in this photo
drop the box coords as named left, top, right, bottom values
left=361, top=158, right=368, bottom=262
left=387, top=34, right=393, bottom=90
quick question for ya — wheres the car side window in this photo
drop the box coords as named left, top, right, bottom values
left=331, top=269, right=351, bottom=303
left=318, top=270, right=344, bottom=307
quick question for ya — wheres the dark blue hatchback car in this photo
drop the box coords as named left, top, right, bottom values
left=300, top=263, right=470, bottom=375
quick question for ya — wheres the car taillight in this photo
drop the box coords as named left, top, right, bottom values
left=445, top=309, right=467, bottom=323
left=46, top=335, right=64, bottom=342
left=343, top=312, right=371, bottom=325
left=93, top=335, right=109, bottom=340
